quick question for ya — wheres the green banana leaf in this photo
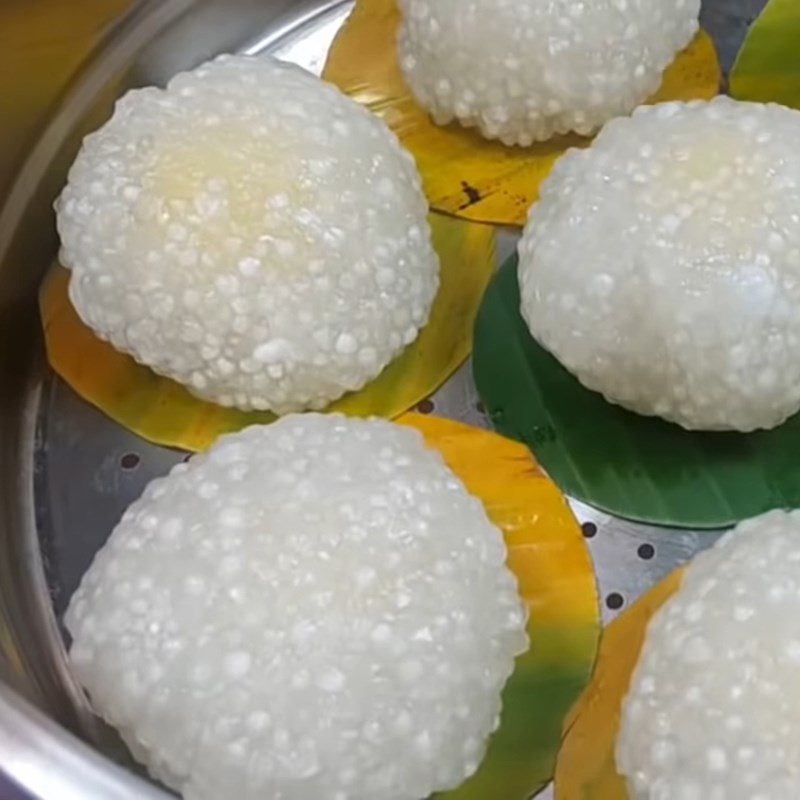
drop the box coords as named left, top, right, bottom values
left=472, top=254, right=800, bottom=529
left=730, top=0, right=800, bottom=107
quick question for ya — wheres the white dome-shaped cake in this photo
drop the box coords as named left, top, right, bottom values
left=397, top=0, right=699, bottom=145
left=56, top=55, right=438, bottom=413
left=65, top=415, right=528, bottom=800
left=617, top=510, right=800, bottom=799
left=519, top=97, right=800, bottom=431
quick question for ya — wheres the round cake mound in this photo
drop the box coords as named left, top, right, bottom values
left=65, top=415, right=528, bottom=800
left=519, top=97, right=800, bottom=431
left=56, top=55, right=438, bottom=413
left=617, top=510, right=800, bottom=799
left=397, top=0, right=699, bottom=145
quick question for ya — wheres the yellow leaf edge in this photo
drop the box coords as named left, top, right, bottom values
left=554, top=568, right=686, bottom=800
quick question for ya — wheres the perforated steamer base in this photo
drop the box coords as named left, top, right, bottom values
left=32, top=1, right=766, bottom=797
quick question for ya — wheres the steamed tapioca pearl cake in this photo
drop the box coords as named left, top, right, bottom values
left=66, top=415, right=529, bottom=800
left=519, top=97, right=800, bottom=431
left=397, top=0, right=700, bottom=146
left=617, top=509, right=800, bottom=800
left=56, top=54, right=438, bottom=414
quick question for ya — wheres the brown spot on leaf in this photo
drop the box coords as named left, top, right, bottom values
left=459, top=180, right=482, bottom=209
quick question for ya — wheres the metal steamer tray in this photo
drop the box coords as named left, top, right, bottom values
left=0, top=0, right=768, bottom=797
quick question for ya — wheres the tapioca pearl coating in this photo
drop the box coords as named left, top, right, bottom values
left=56, top=55, right=438, bottom=413
left=519, top=97, right=800, bottom=431
left=398, top=0, right=699, bottom=145
left=617, top=509, right=800, bottom=799
left=66, top=415, right=528, bottom=800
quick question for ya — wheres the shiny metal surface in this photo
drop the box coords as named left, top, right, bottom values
left=0, top=0, right=769, bottom=797
left=0, top=682, right=164, bottom=800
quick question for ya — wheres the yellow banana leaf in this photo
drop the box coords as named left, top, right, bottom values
left=323, top=0, right=721, bottom=227
left=730, top=0, right=800, bottom=107
left=398, top=413, right=600, bottom=799
left=40, top=214, right=495, bottom=451
left=554, top=568, right=686, bottom=800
